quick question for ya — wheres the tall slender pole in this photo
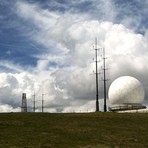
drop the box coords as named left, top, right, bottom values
left=42, top=94, right=44, bottom=112
left=95, top=38, right=99, bottom=112
left=33, top=90, right=35, bottom=112
left=103, top=48, right=107, bottom=112
left=42, top=87, right=44, bottom=112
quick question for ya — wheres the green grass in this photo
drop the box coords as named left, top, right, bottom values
left=0, top=112, right=148, bottom=148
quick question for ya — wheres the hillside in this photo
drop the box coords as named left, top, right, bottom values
left=0, top=112, right=148, bottom=148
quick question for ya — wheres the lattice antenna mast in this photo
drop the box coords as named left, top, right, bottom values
left=21, top=93, right=27, bottom=112
left=94, top=38, right=99, bottom=112
left=102, top=48, right=107, bottom=112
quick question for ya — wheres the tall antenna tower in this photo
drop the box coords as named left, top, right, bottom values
left=94, top=38, right=99, bottom=112
left=21, top=93, right=27, bottom=112
left=102, top=48, right=107, bottom=112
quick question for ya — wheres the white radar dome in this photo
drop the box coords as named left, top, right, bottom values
left=108, top=76, right=145, bottom=105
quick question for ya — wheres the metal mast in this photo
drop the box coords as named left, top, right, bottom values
left=41, top=87, right=44, bottom=112
left=103, top=48, right=107, bottom=112
left=33, top=90, right=36, bottom=112
left=21, top=93, right=27, bottom=112
left=95, top=38, right=99, bottom=112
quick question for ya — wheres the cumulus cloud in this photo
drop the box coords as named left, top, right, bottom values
left=35, top=19, right=148, bottom=111
left=0, top=0, right=148, bottom=112
left=16, top=1, right=60, bottom=30
left=0, top=104, right=20, bottom=112
left=0, top=72, right=40, bottom=111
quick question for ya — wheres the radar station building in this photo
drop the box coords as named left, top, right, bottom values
left=108, top=76, right=146, bottom=112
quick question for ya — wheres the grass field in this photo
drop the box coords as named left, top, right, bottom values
left=0, top=112, right=148, bottom=148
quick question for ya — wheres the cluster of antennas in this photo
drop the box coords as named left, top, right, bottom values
left=92, top=38, right=108, bottom=112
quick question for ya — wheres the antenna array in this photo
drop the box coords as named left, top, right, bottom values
left=91, top=38, right=100, bottom=112
left=91, top=38, right=108, bottom=112
left=102, top=48, right=108, bottom=112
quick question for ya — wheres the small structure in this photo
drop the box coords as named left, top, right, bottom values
left=21, top=93, right=27, bottom=112
left=108, top=76, right=146, bottom=112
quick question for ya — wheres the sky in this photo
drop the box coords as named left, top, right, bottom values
left=0, top=0, right=148, bottom=112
